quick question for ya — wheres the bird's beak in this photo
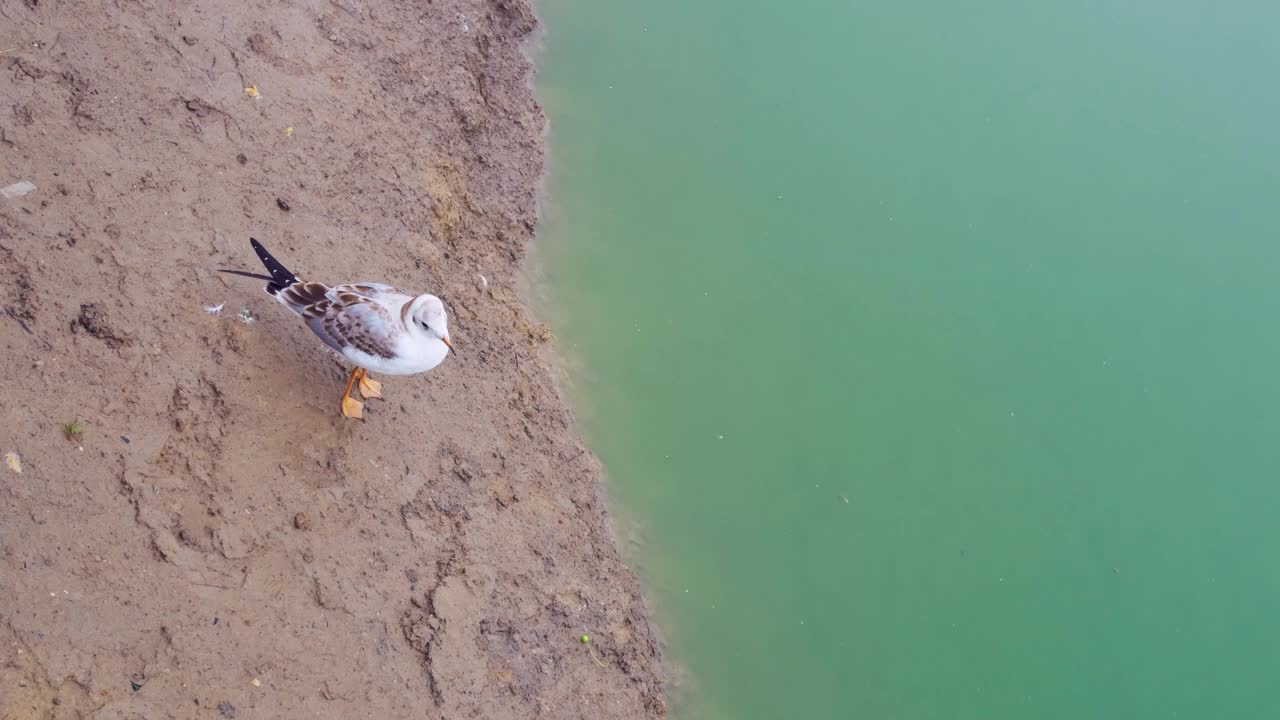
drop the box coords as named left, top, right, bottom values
left=442, top=336, right=455, bottom=354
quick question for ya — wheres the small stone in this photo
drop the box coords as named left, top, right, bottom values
left=236, top=153, right=247, bottom=165
left=217, top=701, right=237, bottom=718
left=293, top=512, right=311, bottom=530
left=130, top=680, right=143, bottom=692
left=276, top=197, right=290, bottom=211
left=1, top=180, right=36, bottom=200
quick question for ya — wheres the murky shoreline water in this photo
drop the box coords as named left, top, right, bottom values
left=537, top=1, right=1280, bottom=717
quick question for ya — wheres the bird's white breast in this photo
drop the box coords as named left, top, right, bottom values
left=343, top=334, right=449, bottom=376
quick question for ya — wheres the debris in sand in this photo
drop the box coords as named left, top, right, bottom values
left=64, top=420, right=84, bottom=442
left=244, top=85, right=260, bottom=98
left=204, top=302, right=225, bottom=315
left=6, top=308, right=33, bottom=334
left=4, top=452, right=20, bottom=474
left=73, top=303, right=129, bottom=348
left=580, top=634, right=607, bottom=668
left=237, top=309, right=255, bottom=325
left=285, top=126, right=294, bottom=137
left=250, top=678, right=261, bottom=687
left=2, top=180, right=36, bottom=199
left=185, top=98, right=214, bottom=117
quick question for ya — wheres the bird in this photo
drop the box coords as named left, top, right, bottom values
left=221, top=238, right=453, bottom=419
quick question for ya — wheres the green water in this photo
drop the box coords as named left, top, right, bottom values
left=536, top=2, right=1280, bottom=718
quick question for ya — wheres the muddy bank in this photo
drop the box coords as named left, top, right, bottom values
left=0, top=0, right=664, bottom=717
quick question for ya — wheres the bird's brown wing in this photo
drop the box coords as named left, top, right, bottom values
left=276, top=282, right=407, bottom=360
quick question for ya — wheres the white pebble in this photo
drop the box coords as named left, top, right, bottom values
left=1, top=180, right=36, bottom=199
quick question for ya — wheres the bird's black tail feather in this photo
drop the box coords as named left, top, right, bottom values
left=218, top=238, right=299, bottom=295
left=249, top=237, right=298, bottom=292
left=218, top=268, right=274, bottom=282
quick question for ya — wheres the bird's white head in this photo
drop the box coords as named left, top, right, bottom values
left=409, top=294, right=453, bottom=353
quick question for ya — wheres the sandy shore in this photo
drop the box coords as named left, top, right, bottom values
left=0, top=1, right=664, bottom=717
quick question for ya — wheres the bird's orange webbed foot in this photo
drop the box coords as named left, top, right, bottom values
left=341, top=395, right=364, bottom=419
left=339, top=367, right=364, bottom=420
left=358, top=373, right=383, bottom=400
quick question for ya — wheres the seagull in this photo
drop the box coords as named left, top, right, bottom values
left=221, top=238, right=454, bottom=419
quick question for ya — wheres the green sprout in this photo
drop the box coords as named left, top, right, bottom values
left=64, top=419, right=84, bottom=442
left=580, top=633, right=606, bottom=668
